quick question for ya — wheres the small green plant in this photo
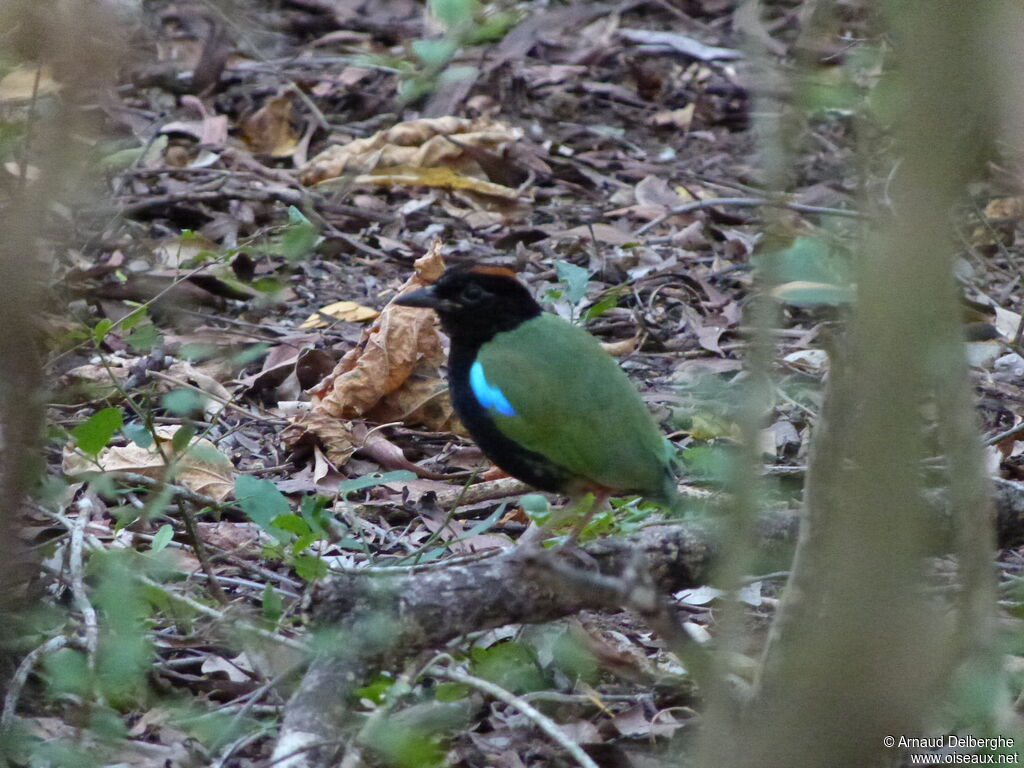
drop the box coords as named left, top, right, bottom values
left=362, top=0, right=519, bottom=103
left=542, top=259, right=627, bottom=325
left=234, top=470, right=417, bottom=580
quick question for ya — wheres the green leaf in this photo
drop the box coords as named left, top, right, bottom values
left=271, top=513, right=311, bottom=537
left=470, top=640, right=547, bottom=693
left=753, top=236, right=852, bottom=287
left=771, top=280, right=854, bottom=308
left=125, top=322, right=161, bottom=352
left=397, top=75, right=437, bottom=104
left=118, top=306, right=147, bottom=331
left=466, top=10, right=518, bottom=43
left=411, top=38, right=458, bottom=68
left=583, top=290, right=622, bottom=321
left=162, top=389, right=206, bottom=416
left=251, top=277, right=286, bottom=294
left=356, top=672, right=395, bottom=704
left=518, top=493, right=551, bottom=522
left=434, top=682, right=470, bottom=702
left=300, top=494, right=331, bottom=536
left=429, top=0, right=478, bottom=29
left=437, top=64, right=477, bottom=85
left=71, top=407, right=123, bottom=455
left=278, top=206, right=318, bottom=263
left=554, top=260, right=589, bottom=304
left=262, top=582, right=283, bottom=622
left=551, top=628, right=599, bottom=684
left=232, top=343, right=270, bottom=366
left=234, top=475, right=291, bottom=542
left=681, top=444, right=737, bottom=485
left=292, top=553, right=328, bottom=581
left=180, top=343, right=218, bottom=362
left=150, top=524, right=174, bottom=553
left=170, top=424, right=196, bottom=454
left=92, top=318, right=114, bottom=344
left=43, top=648, right=90, bottom=697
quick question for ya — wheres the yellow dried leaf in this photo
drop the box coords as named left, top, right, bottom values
left=650, top=104, right=694, bottom=130
left=299, top=116, right=523, bottom=186
left=0, top=66, right=60, bottom=102
left=310, top=242, right=447, bottom=422
left=299, top=300, right=380, bottom=329
left=984, top=196, right=1024, bottom=221
left=242, top=95, right=299, bottom=157
left=356, top=165, right=519, bottom=199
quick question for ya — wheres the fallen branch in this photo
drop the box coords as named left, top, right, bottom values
left=271, top=478, right=1024, bottom=768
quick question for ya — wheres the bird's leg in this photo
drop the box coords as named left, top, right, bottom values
left=518, top=491, right=609, bottom=548
left=562, top=490, right=611, bottom=547
left=518, top=502, right=577, bottom=547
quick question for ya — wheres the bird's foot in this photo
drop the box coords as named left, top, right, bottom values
left=553, top=537, right=600, bottom=571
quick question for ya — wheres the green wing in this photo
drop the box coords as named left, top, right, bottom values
left=476, top=314, right=671, bottom=496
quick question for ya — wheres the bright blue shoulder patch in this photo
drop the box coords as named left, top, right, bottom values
left=470, top=361, right=517, bottom=417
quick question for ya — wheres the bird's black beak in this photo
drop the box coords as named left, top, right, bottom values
left=395, top=285, right=439, bottom=308
left=395, top=285, right=456, bottom=312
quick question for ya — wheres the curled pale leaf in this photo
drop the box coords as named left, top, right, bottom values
left=358, top=166, right=519, bottom=199
left=281, top=412, right=358, bottom=468
left=299, top=300, right=380, bottom=329
left=309, top=242, right=447, bottom=421
left=63, top=425, right=235, bottom=501
left=299, top=116, right=526, bottom=208
left=242, top=94, right=299, bottom=157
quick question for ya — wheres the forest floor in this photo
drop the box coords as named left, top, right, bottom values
left=12, top=0, right=1024, bottom=766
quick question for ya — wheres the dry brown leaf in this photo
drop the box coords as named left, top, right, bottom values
left=162, top=360, right=233, bottom=418
left=634, top=175, right=686, bottom=208
left=57, top=361, right=132, bottom=404
left=650, top=104, right=695, bottom=130
left=287, top=242, right=464, bottom=472
left=63, top=425, right=234, bottom=501
left=358, top=165, right=520, bottom=199
left=299, top=116, right=526, bottom=205
left=242, top=94, right=299, bottom=157
left=301, top=116, right=521, bottom=179
left=600, top=334, right=640, bottom=357
left=0, top=65, right=60, bottom=102
left=366, top=372, right=460, bottom=433
left=153, top=233, right=221, bottom=268
left=281, top=411, right=358, bottom=467
left=299, top=300, right=380, bottom=329
left=309, top=242, right=447, bottom=421
left=160, top=96, right=228, bottom=146
left=984, top=196, right=1024, bottom=220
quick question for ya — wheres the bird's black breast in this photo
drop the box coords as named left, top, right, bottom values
left=448, top=343, right=573, bottom=493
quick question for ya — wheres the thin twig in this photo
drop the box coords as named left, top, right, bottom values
left=984, top=420, right=1024, bottom=447
left=69, top=498, right=101, bottom=667
left=1, top=635, right=70, bottom=726
left=429, top=664, right=601, bottom=768
left=148, top=370, right=287, bottom=425
left=177, top=498, right=231, bottom=606
left=634, top=195, right=865, bottom=237
left=105, top=471, right=226, bottom=510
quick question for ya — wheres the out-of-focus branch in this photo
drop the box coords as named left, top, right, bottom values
left=0, top=0, right=123, bottom=685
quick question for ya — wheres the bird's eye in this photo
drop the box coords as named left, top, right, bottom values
left=460, top=283, right=487, bottom=304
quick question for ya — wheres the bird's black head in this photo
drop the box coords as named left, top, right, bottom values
left=395, top=264, right=542, bottom=344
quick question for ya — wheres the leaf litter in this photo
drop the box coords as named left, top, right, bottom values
left=29, top=0, right=1024, bottom=765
